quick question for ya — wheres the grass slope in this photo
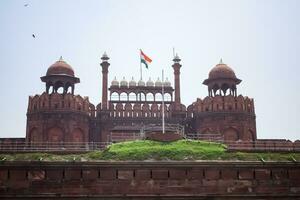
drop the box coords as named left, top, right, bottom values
left=0, top=139, right=299, bottom=161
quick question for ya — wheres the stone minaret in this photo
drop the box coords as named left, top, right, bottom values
left=172, top=54, right=182, bottom=110
left=100, top=52, right=110, bottom=110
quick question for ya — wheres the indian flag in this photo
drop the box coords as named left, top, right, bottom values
left=140, top=49, right=152, bottom=69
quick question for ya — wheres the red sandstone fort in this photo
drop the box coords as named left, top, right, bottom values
left=1, top=53, right=300, bottom=199
left=0, top=53, right=299, bottom=151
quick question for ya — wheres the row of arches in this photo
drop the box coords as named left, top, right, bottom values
left=208, top=83, right=237, bottom=97
left=109, top=103, right=172, bottom=118
left=46, top=81, right=74, bottom=94
left=110, top=92, right=173, bottom=102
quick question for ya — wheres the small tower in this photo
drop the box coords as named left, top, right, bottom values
left=172, top=53, right=182, bottom=110
left=100, top=52, right=110, bottom=110
left=203, top=59, right=241, bottom=97
left=187, top=60, right=257, bottom=142
left=40, top=56, right=80, bottom=94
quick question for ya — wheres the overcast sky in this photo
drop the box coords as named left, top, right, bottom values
left=0, top=0, right=299, bottom=141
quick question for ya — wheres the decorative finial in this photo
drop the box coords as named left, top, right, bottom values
left=173, top=53, right=181, bottom=63
left=101, top=51, right=109, bottom=61
left=219, top=58, right=223, bottom=64
left=59, top=56, right=64, bottom=61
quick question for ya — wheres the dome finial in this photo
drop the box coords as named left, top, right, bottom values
left=219, top=58, right=223, bottom=64
left=59, top=56, right=64, bottom=61
left=173, top=53, right=181, bottom=63
left=101, top=51, right=109, bottom=61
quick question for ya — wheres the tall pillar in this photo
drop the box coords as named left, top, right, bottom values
left=172, top=54, right=182, bottom=110
left=100, top=52, right=110, bottom=110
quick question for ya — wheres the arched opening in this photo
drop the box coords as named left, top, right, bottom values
left=155, top=93, right=162, bottom=101
left=54, top=81, right=64, bottom=94
left=223, top=128, right=238, bottom=141
left=47, top=127, right=64, bottom=143
left=221, top=83, right=230, bottom=96
left=120, top=92, right=128, bottom=101
left=128, top=92, right=136, bottom=101
left=140, top=93, right=146, bottom=101
left=110, top=92, right=119, bottom=101
left=71, top=128, right=84, bottom=143
left=146, top=93, right=154, bottom=101
left=243, top=129, right=254, bottom=141
left=164, top=93, right=172, bottom=101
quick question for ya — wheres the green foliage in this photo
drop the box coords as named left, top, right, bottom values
left=1, top=139, right=300, bottom=162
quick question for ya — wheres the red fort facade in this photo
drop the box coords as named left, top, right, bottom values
left=24, top=53, right=257, bottom=144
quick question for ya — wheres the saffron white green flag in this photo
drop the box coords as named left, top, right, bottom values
left=140, top=49, right=152, bottom=69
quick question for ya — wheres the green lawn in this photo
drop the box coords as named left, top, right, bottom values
left=0, top=139, right=299, bottom=161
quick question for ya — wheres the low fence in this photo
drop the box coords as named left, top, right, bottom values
left=0, top=142, right=111, bottom=153
left=186, top=133, right=224, bottom=142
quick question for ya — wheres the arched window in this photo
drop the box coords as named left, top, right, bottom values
left=47, top=127, right=64, bottom=143
left=120, top=92, right=128, bottom=101
left=155, top=93, right=162, bottom=101
left=110, top=92, right=119, bottom=101
left=128, top=92, right=136, bottom=101
left=164, top=93, right=172, bottom=101
left=146, top=93, right=154, bottom=101
left=223, top=128, right=238, bottom=141
left=140, top=93, right=146, bottom=101
left=71, top=128, right=84, bottom=143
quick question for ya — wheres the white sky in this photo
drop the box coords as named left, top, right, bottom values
left=0, top=0, right=299, bottom=140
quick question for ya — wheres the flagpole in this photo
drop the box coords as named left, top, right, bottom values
left=162, top=69, right=165, bottom=134
left=140, top=50, right=143, bottom=80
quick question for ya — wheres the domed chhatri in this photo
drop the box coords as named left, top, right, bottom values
left=155, top=77, right=162, bottom=87
left=120, top=77, right=128, bottom=87
left=208, top=59, right=237, bottom=80
left=146, top=78, right=154, bottom=87
left=41, top=56, right=80, bottom=94
left=138, top=79, right=145, bottom=86
left=164, top=77, right=171, bottom=87
left=111, top=76, right=119, bottom=87
left=129, top=77, right=136, bottom=87
left=203, top=59, right=241, bottom=97
left=46, top=56, right=75, bottom=77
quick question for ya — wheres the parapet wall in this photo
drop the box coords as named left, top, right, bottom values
left=28, top=92, right=95, bottom=117
left=0, top=161, right=299, bottom=199
left=187, top=95, right=255, bottom=117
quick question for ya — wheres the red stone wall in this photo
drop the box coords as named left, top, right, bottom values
left=0, top=161, right=299, bottom=199
left=26, top=93, right=92, bottom=143
left=187, top=95, right=257, bottom=141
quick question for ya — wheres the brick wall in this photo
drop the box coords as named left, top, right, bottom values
left=0, top=161, right=299, bottom=199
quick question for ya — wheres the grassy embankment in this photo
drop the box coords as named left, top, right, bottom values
left=0, top=139, right=299, bottom=161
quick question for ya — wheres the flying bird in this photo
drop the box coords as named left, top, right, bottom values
left=24, top=4, right=29, bottom=7
left=32, top=34, right=35, bottom=38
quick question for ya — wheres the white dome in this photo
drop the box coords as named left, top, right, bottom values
left=155, top=77, right=162, bottom=87
left=111, top=76, right=119, bottom=86
left=129, top=77, right=136, bottom=87
left=138, top=79, right=145, bottom=86
left=120, top=77, right=128, bottom=87
left=146, top=78, right=154, bottom=87
left=164, top=77, right=171, bottom=87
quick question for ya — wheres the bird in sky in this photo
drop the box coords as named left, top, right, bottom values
left=24, top=4, right=29, bottom=7
left=32, top=34, right=35, bottom=38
